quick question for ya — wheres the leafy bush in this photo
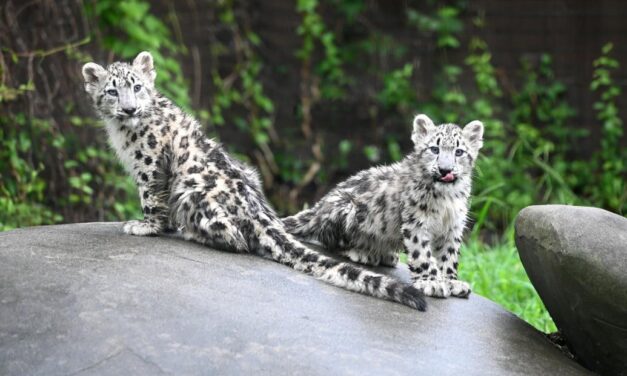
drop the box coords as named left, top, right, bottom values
left=0, top=110, right=62, bottom=230
left=590, top=43, right=626, bottom=212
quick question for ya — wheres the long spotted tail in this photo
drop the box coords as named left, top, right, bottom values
left=255, top=221, right=426, bottom=311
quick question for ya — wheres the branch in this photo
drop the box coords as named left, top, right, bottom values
left=3, top=36, right=90, bottom=59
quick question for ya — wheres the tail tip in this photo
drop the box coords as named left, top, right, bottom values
left=402, top=285, right=427, bottom=311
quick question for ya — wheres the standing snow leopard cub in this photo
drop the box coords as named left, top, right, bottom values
left=81, top=51, right=427, bottom=310
left=283, top=114, right=484, bottom=298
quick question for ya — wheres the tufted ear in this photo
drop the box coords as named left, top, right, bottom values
left=82, top=62, right=107, bottom=84
left=132, top=51, right=156, bottom=84
left=462, top=120, right=484, bottom=151
left=411, top=114, right=435, bottom=145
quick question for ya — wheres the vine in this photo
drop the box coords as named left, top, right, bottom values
left=291, top=0, right=348, bottom=205
left=206, top=1, right=278, bottom=191
left=590, top=43, right=626, bottom=212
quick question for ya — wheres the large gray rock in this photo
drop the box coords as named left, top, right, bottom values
left=1, top=223, right=589, bottom=375
left=516, top=205, right=627, bottom=375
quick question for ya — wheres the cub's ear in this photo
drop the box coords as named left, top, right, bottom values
left=132, top=51, right=156, bottom=84
left=462, top=120, right=484, bottom=151
left=411, top=114, right=435, bottom=145
left=82, top=62, right=107, bottom=84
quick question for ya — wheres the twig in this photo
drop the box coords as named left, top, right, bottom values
left=253, top=150, right=274, bottom=188
left=3, top=36, right=91, bottom=59
left=191, top=45, right=201, bottom=107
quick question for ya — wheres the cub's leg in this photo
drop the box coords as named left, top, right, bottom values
left=436, top=230, right=471, bottom=298
left=123, top=165, right=169, bottom=236
left=401, top=216, right=450, bottom=297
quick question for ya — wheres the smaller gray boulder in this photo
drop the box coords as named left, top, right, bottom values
left=516, top=205, right=627, bottom=375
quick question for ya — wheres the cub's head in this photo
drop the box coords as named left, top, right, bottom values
left=81, top=51, right=156, bottom=121
left=411, top=114, right=484, bottom=184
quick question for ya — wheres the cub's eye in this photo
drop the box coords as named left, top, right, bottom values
left=134, top=84, right=142, bottom=93
left=106, top=89, right=118, bottom=97
left=430, top=146, right=440, bottom=154
left=455, top=149, right=465, bottom=156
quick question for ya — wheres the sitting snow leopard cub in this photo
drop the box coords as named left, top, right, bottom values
left=283, top=114, right=484, bottom=298
left=81, top=51, right=426, bottom=310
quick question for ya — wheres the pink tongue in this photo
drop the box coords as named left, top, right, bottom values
left=441, top=173, right=455, bottom=182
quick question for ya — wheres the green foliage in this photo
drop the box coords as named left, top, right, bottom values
left=210, top=56, right=274, bottom=146
left=0, top=0, right=176, bottom=230
left=207, top=1, right=275, bottom=147
left=378, top=63, right=415, bottom=111
left=472, top=46, right=627, bottom=230
left=61, top=124, right=142, bottom=221
left=590, top=43, right=626, bottom=212
left=0, top=113, right=62, bottom=230
left=455, top=27, right=624, bottom=236
left=297, top=0, right=347, bottom=99
left=363, top=145, right=380, bottom=163
left=0, top=101, right=141, bottom=231
left=408, top=4, right=464, bottom=49
left=465, top=38, right=502, bottom=100
left=472, top=52, right=582, bottom=235
left=0, top=81, right=34, bottom=103
left=202, top=0, right=281, bottom=196
left=408, top=3, right=468, bottom=124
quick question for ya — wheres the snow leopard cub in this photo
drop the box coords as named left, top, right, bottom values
left=283, top=114, right=484, bottom=298
left=81, top=51, right=427, bottom=310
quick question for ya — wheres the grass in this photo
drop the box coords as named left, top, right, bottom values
left=458, top=240, right=557, bottom=333
left=400, top=240, right=557, bottom=333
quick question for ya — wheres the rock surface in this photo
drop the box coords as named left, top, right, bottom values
left=516, top=205, right=627, bottom=376
left=0, top=222, right=590, bottom=376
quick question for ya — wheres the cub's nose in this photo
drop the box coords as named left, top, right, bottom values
left=439, top=168, right=452, bottom=176
left=122, top=107, right=137, bottom=115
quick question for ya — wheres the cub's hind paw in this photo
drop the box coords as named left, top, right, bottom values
left=447, top=279, right=471, bottom=298
left=413, top=279, right=451, bottom=298
left=340, top=249, right=399, bottom=267
left=341, top=249, right=380, bottom=266
left=123, top=220, right=160, bottom=236
left=379, top=252, right=399, bottom=267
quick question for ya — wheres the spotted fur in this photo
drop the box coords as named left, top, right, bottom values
left=283, top=114, right=484, bottom=298
left=81, top=52, right=426, bottom=310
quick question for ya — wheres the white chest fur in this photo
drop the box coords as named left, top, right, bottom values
left=426, top=196, right=468, bottom=236
left=104, top=119, right=138, bottom=174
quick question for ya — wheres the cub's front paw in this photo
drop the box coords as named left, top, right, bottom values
left=413, top=278, right=451, bottom=298
left=447, top=279, right=471, bottom=298
left=122, top=220, right=160, bottom=236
